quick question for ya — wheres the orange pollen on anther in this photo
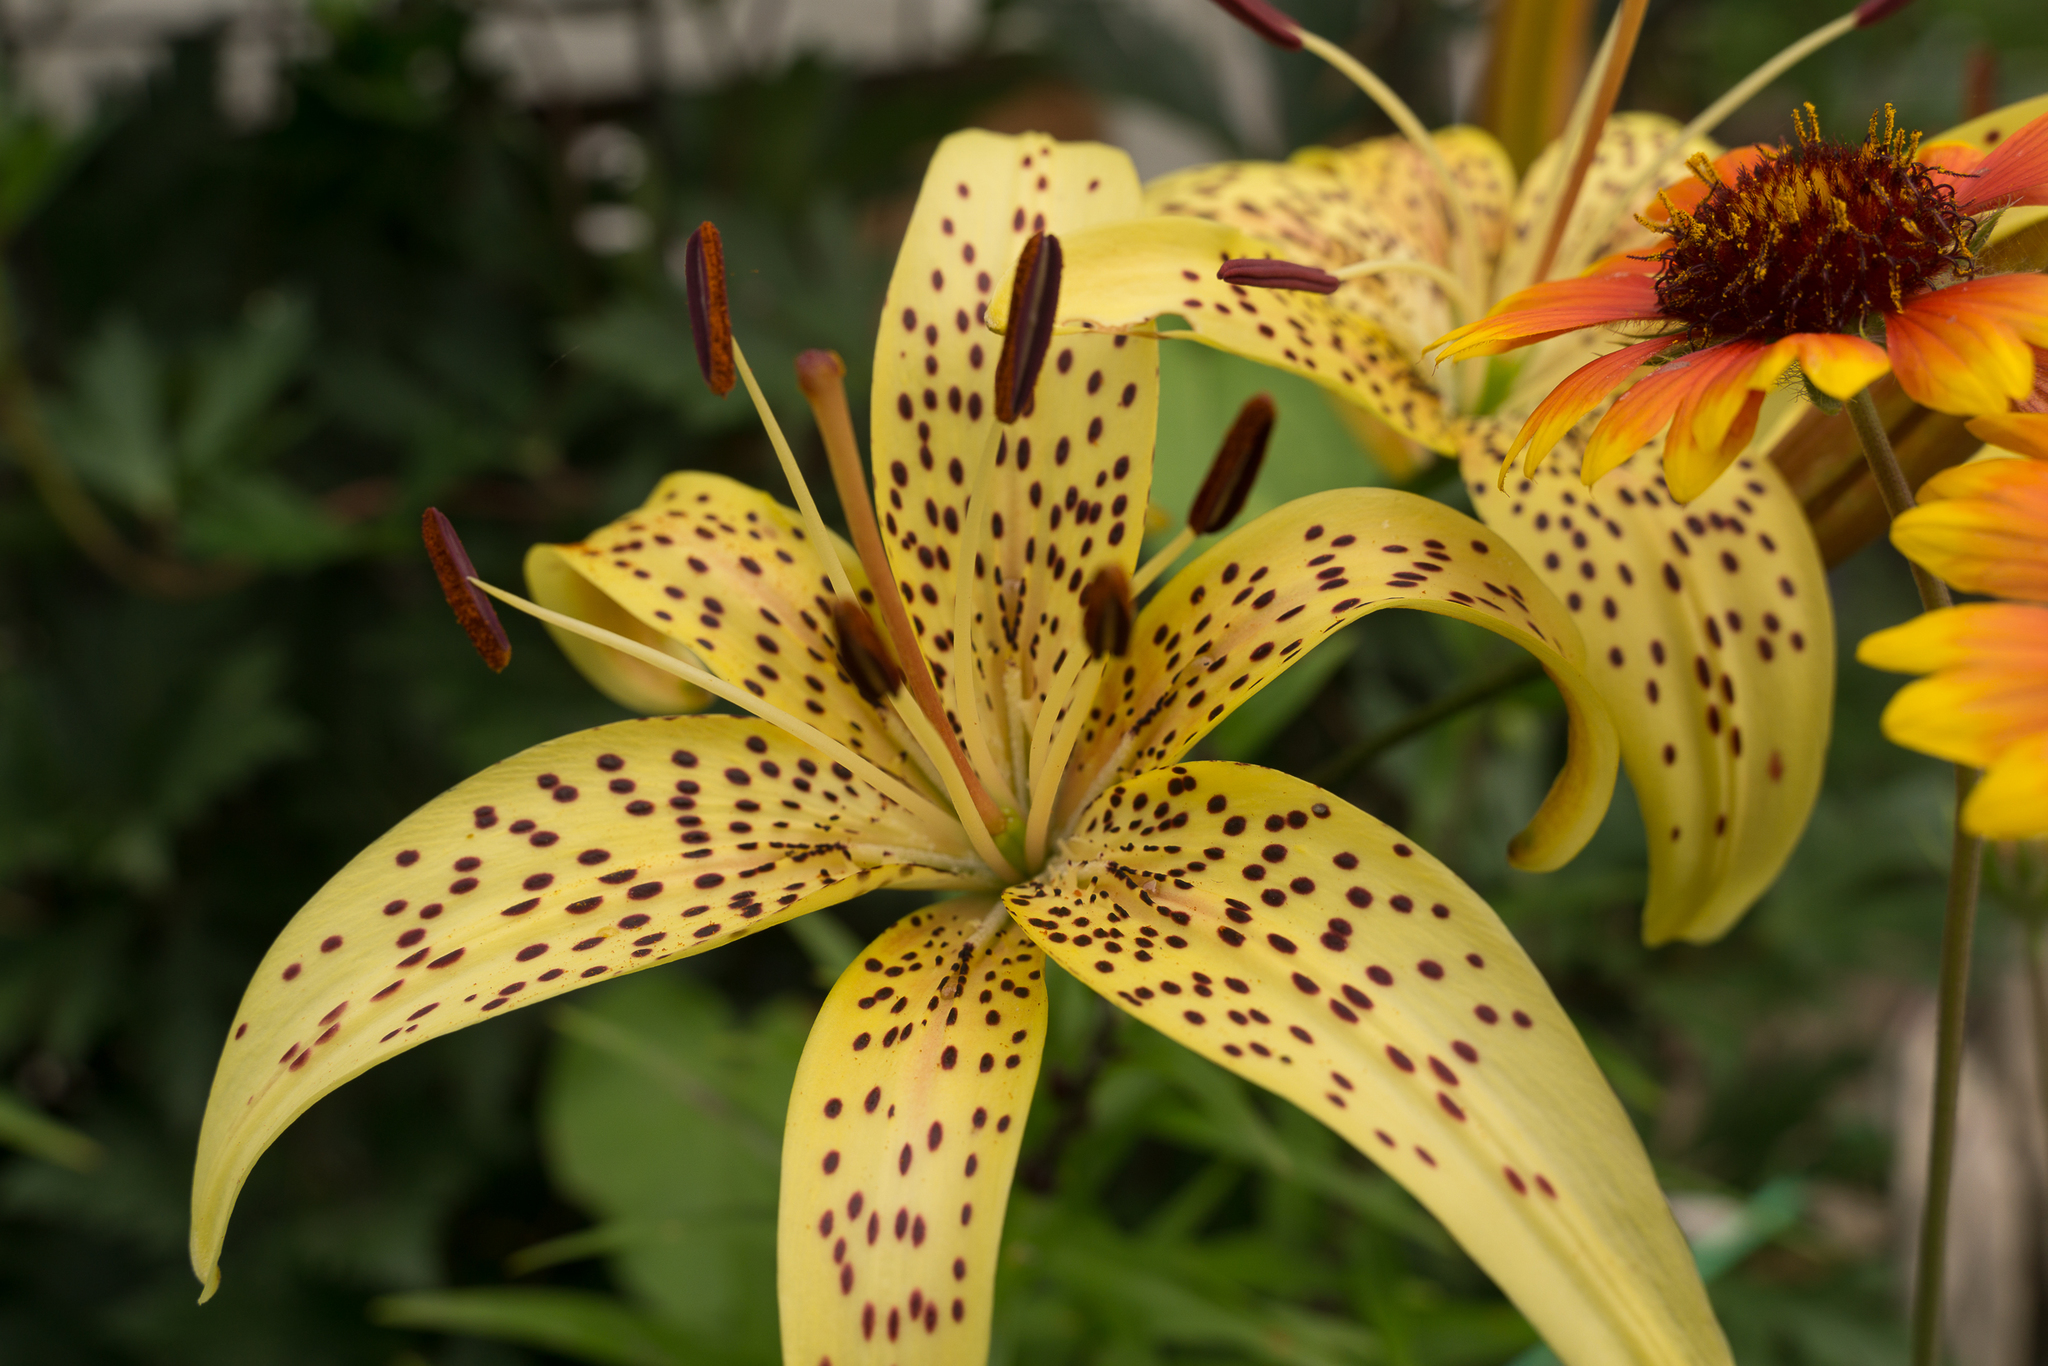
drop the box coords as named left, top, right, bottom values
left=1647, top=104, right=1976, bottom=343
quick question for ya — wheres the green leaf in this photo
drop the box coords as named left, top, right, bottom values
left=540, top=972, right=807, bottom=1356
left=370, top=1287, right=703, bottom=1366
left=48, top=315, right=176, bottom=520
left=178, top=292, right=314, bottom=475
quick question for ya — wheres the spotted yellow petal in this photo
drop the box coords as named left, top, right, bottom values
left=1495, top=112, right=1716, bottom=296
left=1316, top=126, right=1518, bottom=267
left=1859, top=603, right=2048, bottom=771
left=869, top=128, right=1156, bottom=797
left=1967, top=731, right=2048, bottom=840
left=529, top=473, right=915, bottom=778
left=1142, top=127, right=1514, bottom=355
left=1005, top=764, right=1731, bottom=1366
left=1460, top=419, right=1835, bottom=944
left=1057, top=488, right=1619, bottom=873
left=191, top=717, right=976, bottom=1301
left=1019, top=215, right=1455, bottom=453
left=526, top=533, right=714, bottom=714
left=777, top=898, right=1044, bottom=1366
left=1891, top=452, right=2048, bottom=601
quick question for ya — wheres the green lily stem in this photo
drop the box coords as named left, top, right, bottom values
left=1846, top=383, right=1983, bottom=1366
left=1308, top=655, right=1546, bottom=790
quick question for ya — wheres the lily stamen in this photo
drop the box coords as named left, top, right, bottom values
left=1132, top=393, right=1276, bottom=595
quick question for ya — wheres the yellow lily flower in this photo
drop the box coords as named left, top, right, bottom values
left=189, top=130, right=1732, bottom=1366
left=1024, top=4, right=1936, bottom=946
left=1860, top=414, right=2048, bottom=838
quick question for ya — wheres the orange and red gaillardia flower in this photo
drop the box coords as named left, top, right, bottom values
left=1861, top=413, right=2048, bottom=838
left=1432, top=105, right=2048, bottom=502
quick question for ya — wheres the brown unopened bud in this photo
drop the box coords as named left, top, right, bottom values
left=1080, top=565, right=1134, bottom=659
left=833, top=599, right=903, bottom=704
left=1205, top=0, right=1302, bottom=49
left=1189, top=394, right=1276, bottom=533
left=994, top=232, right=1062, bottom=424
left=683, top=222, right=735, bottom=397
left=1217, top=257, right=1341, bottom=294
left=1853, top=0, right=1920, bottom=26
left=422, top=507, right=511, bottom=672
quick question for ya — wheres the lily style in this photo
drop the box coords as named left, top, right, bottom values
left=1431, top=100, right=2048, bottom=500
left=189, top=131, right=1736, bottom=1366
left=1860, top=413, right=2048, bottom=837
left=1008, top=2, right=1919, bottom=945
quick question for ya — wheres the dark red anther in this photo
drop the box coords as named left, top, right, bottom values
left=1206, top=0, right=1302, bottom=49
left=1080, top=566, right=1134, bottom=659
left=1217, top=257, right=1341, bottom=294
left=1189, top=393, right=1276, bottom=534
left=1853, top=0, right=1920, bottom=26
left=422, top=508, right=511, bottom=672
left=683, top=222, right=735, bottom=397
left=832, top=599, right=903, bottom=704
left=994, top=232, right=1062, bottom=424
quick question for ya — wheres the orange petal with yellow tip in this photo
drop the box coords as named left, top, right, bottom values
left=1891, top=458, right=2048, bottom=601
left=1431, top=262, right=1663, bottom=362
left=1507, top=337, right=1678, bottom=477
left=1583, top=340, right=1762, bottom=489
left=777, top=898, right=1045, bottom=1366
left=1859, top=604, right=2048, bottom=768
left=1768, top=331, right=1893, bottom=401
left=1966, top=732, right=2048, bottom=840
left=1958, top=109, right=2048, bottom=212
left=1967, top=412, right=2048, bottom=461
left=1888, top=275, right=2048, bottom=416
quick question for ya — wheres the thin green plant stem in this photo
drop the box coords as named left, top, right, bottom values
left=1309, top=655, right=1545, bottom=789
left=2026, top=923, right=2048, bottom=1182
left=1845, top=387, right=1951, bottom=613
left=1846, top=381, right=1983, bottom=1366
left=1912, top=766, right=1983, bottom=1366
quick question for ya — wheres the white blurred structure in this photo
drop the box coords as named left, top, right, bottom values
left=0, top=0, right=1274, bottom=181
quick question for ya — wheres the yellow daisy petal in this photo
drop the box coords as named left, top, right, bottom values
left=1965, top=732, right=2048, bottom=840
left=1891, top=458, right=2048, bottom=601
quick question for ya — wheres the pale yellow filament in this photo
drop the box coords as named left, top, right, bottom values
left=731, top=341, right=860, bottom=605
left=889, top=695, right=1022, bottom=884
left=1131, top=526, right=1196, bottom=596
left=1026, top=657, right=1104, bottom=869
left=947, top=418, right=1023, bottom=814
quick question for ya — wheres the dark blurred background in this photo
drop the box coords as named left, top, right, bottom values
left=2, top=0, right=2046, bottom=1362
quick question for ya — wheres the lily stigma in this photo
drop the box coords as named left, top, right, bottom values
left=1861, top=413, right=2048, bottom=837
left=188, top=132, right=1735, bottom=1366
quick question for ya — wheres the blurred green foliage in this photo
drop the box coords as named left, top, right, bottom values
left=1, top=0, right=2039, bottom=1362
